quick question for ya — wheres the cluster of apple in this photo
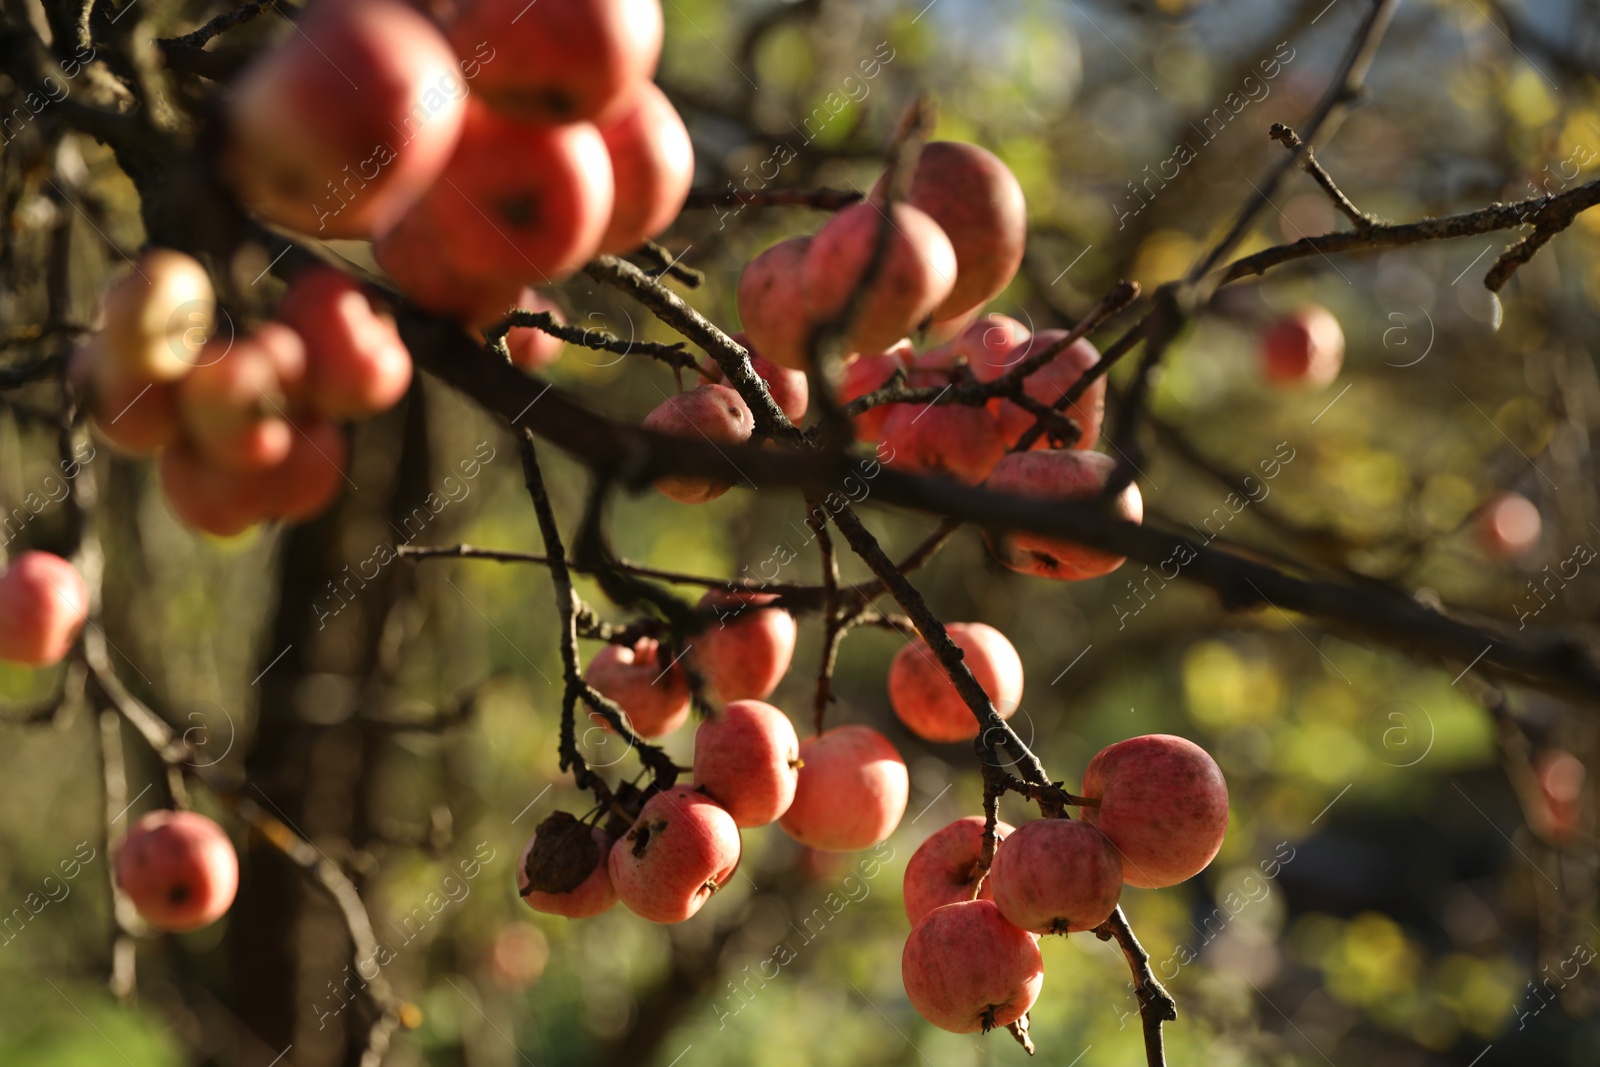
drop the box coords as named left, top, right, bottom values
left=224, top=0, right=688, bottom=336
left=114, top=810, right=240, bottom=933
left=76, top=249, right=409, bottom=536
left=0, top=551, right=89, bottom=667
left=901, top=734, right=1228, bottom=1033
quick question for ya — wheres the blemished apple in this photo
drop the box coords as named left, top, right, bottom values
left=903, top=815, right=1015, bottom=926
left=1261, top=304, right=1344, bottom=388
left=880, top=403, right=1005, bottom=485
left=894, top=142, right=1027, bottom=320
left=737, top=237, right=816, bottom=371
left=0, top=551, right=90, bottom=666
left=517, top=824, right=618, bottom=918
left=983, top=450, right=1143, bottom=580
left=176, top=328, right=299, bottom=473
left=689, top=590, right=797, bottom=703
left=225, top=0, right=467, bottom=239
left=100, top=249, right=215, bottom=383
left=901, top=898, right=1044, bottom=1033
left=887, top=622, right=1023, bottom=744
left=608, top=786, right=741, bottom=923
left=838, top=341, right=912, bottom=442
left=984, top=329, right=1107, bottom=451
left=779, top=725, right=908, bottom=851
left=640, top=384, right=755, bottom=504
left=987, top=817, right=1123, bottom=935
left=411, top=98, right=614, bottom=285
left=802, top=201, right=957, bottom=356
left=692, top=699, right=801, bottom=828
left=449, top=0, right=663, bottom=125
left=277, top=267, right=413, bottom=419
left=583, top=636, right=691, bottom=738
left=1082, top=734, right=1229, bottom=889
left=115, top=810, right=240, bottom=932
left=1478, top=491, right=1541, bottom=560
left=597, top=81, right=694, bottom=254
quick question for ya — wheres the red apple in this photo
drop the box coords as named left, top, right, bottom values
left=449, top=0, right=663, bottom=125
left=692, top=699, right=801, bottom=828
left=226, top=0, right=468, bottom=238
left=718, top=334, right=808, bottom=424
left=608, top=786, right=741, bottom=923
left=901, top=898, right=1044, bottom=1033
left=583, top=637, right=691, bottom=738
left=779, top=725, right=908, bottom=851
left=597, top=81, right=694, bottom=254
left=983, top=450, right=1142, bottom=580
left=802, top=201, right=957, bottom=355
left=984, top=329, right=1106, bottom=451
left=893, top=142, right=1027, bottom=320
left=838, top=341, right=912, bottom=442
left=640, top=384, right=755, bottom=504
left=159, top=446, right=268, bottom=537
left=880, top=403, right=1005, bottom=485
left=100, top=249, right=215, bottom=383
left=952, top=314, right=1030, bottom=381
left=903, top=815, right=1015, bottom=926
left=517, top=824, right=618, bottom=918
left=278, top=267, right=413, bottom=419
left=375, top=203, right=523, bottom=320
left=115, top=810, right=239, bottom=932
left=1261, top=304, right=1344, bottom=388
left=177, top=328, right=298, bottom=472
left=411, top=99, right=614, bottom=286
left=1528, top=749, right=1585, bottom=845
left=737, top=237, right=816, bottom=371
left=259, top=418, right=349, bottom=523
left=80, top=345, right=182, bottom=455
left=987, top=818, right=1122, bottom=935
left=689, top=590, right=796, bottom=703
left=0, top=551, right=89, bottom=666
left=1478, top=492, right=1541, bottom=560
left=888, top=622, right=1023, bottom=744
left=1081, top=734, right=1229, bottom=889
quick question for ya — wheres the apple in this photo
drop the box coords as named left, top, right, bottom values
left=225, top=0, right=468, bottom=238
left=838, top=341, right=913, bottom=442
left=903, top=815, right=1015, bottom=926
left=259, top=417, right=349, bottom=523
left=597, top=81, right=694, bottom=254
left=78, top=345, right=182, bottom=455
left=115, top=810, right=239, bottom=932
left=1528, top=749, right=1585, bottom=845
left=979, top=328, right=1106, bottom=451
left=715, top=334, right=808, bottom=424
left=779, top=725, right=908, bottom=851
left=277, top=266, right=413, bottom=419
left=640, top=384, right=755, bottom=504
left=952, top=314, right=1030, bottom=381
left=517, top=823, right=618, bottom=918
left=177, top=328, right=298, bottom=472
left=0, top=551, right=90, bottom=666
left=983, top=450, right=1142, bottom=580
left=1261, top=304, right=1344, bottom=388
left=887, top=622, right=1022, bottom=743
left=159, top=446, right=268, bottom=537
left=375, top=203, right=523, bottom=320
left=449, top=0, right=663, bottom=125
left=892, top=142, right=1027, bottom=320
left=689, top=590, right=796, bottom=703
left=100, top=249, right=215, bottom=383
left=737, top=237, right=816, bottom=371
left=1081, top=734, right=1229, bottom=889
left=880, top=403, right=1005, bottom=485
left=410, top=98, right=614, bottom=286
left=901, top=899, right=1044, bottom=1033
left=802, top=201, right=957, bottom=356
left=485, top=288, right=567, bottom=371
left=583, top=636, right=691, bottom=738
left=1478, top=492, right=1541, bottom=560
left=608, top=786, right=741, bottom=923
left=986, top=818, right=1123, bottom=935
left=692, top=699, right=801, bottom=828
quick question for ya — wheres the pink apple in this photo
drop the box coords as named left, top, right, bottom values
left=838, top=341, right=913, bottom=442
left=583, top=637, right=691, bottom=738
left=100, top=249, right=215, bottom=383
left=901, top=899, right=1044, bottom=1033
left=985, top=329, right=1106, bottom=451
left=640, top=384, right=755, bottom=504
left=737, top=237, right=816, bottom=371
left=983, top=450, right=1143, bottom=580
left=779, top=725, right=908, bottom=851
left=597, top=81, right=694, bottom=254
left=375, top=204, right=523, bottom=320
left=115, top=810, right=239, bottom=932
left=1081, top=734, right=1229, bottom=889
left=987, top=818, right=1123, bottom=935
left=887, top=622, right=1023, bottom=744
left=689, top=590, right=796, bottom=703
left=0, top=551, right=90, bottom=666
left=277, top=267, right=413, bottom=419
left=608, top=786, right=741, bottom=923
left=1261, top=304, right=1344, bottom=388
left=903, top=815, right=1015, bottom=926
left=1478, top=492, right=1541, bottom=560
left=692, top=699, right=801, bottom=828
left=177, top=328, right=298, bottom=472
left=880, top=403, right=1005, bottom=485
left=258, top=418, right=349, bottom=523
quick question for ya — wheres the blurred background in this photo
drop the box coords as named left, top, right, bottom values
left=3, top=0, right=1600, bottom=1064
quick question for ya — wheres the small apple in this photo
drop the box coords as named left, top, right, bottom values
left=987, top=818, right=1123, bottom=935
left=692, top=699, right=801, bottom=828
left=597, top=81, right=694, bottom=254
left=779, top=725, right=908, bottom=851
left=1261, top=305, right=1344, bottom=388
left=903, top=815, right=1015, bottom=926
left=983, top=450, right=1142, bottom=580
left=1081, top=734, right=1229, bottom=889
left=887, top=622, right=1023, bottom=743
left=608, top=786, right=741, bottom=923
left=640, top=384, right=755, bottom=504
left=583, top=636, right=691, bottom=738
left=0, top=551, right=90, bottom=666
left=689, top=590, right=796, bottom=704
left=901, top=899, right=1043, bottom=1033
left=277, top=267, right=412, bottom=419
left=1478, top=492, right=1541, bottom=560
left=115, top=810, right=239, bottom=932
left=737, top=237, right=816, bottom=371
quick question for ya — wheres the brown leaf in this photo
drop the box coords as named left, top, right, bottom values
left=520, top=811, right=599, bottom=896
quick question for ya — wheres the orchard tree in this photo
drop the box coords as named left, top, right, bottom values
left=2, top=1, right=1600, bottom=1066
